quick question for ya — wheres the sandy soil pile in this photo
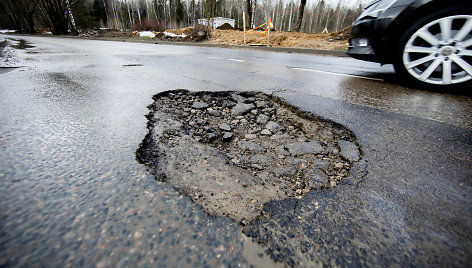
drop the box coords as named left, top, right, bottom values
left=208, top=28, right=349, bottom=50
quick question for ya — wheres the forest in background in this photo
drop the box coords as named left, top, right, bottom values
left=0, top=0, right=364, bottom=35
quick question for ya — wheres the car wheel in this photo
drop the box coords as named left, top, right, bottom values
left=394, top=8, right=472, bottom=90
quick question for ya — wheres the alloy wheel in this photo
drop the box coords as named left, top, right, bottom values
left=402, top=15, right=472, bottom=85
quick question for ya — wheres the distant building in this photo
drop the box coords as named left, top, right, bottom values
left=197, top=17, right=235, bottom=29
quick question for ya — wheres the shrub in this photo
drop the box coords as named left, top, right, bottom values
left=131, top=19, right=166, bottom=32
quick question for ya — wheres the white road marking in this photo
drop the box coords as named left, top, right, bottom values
left=209, top=57, right=245, bottom=63
left=292, top=67, right=384, bottom=81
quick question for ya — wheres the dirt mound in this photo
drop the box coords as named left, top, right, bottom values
left=206, top=29, right=348, bottom=50
left=166, top=27, right=194, bottom=35
left=328, top=26, right=352, bottom=41
left=216, top=23, right=234, bottom=30
left=88, top=27, right=349, bottom=50
left=185, top=25, right=212, bottom=42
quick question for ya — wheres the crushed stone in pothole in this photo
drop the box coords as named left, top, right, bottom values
left=137, top=90, right=362, bottom=223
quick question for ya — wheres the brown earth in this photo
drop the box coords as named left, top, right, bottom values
left=90, top=26, right=350, bottom=51
left=207, top=28, right=350, bottom=50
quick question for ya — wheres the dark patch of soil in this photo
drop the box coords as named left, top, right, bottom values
left=185, top=25, right=212, bottom=42
left=217, top=23, right=234, bottom=30
left=328, top=26, right=352, bottom=41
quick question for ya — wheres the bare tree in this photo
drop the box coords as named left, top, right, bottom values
left=0, top=0, right=37, bottom=33
left=294, top=0, right=306, bottom=32
left=34, top=0, right=70, bottom=34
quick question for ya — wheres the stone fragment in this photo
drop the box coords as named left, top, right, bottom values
left=285, top=141, right=323, bottom=156
left=274, top=145, right=290, bottom=156
left=201, top=95, right=211, bottom=102
left=312, top=159, right=330, bottom=171
left=207, top=133, right=218, bottom=142
left=219, top=123, right=231, bottom=131
left=251, top=164, right=264, bottom=170
left=334, top=162, right=344, bottom=169
left=222, top=100, right=236, bottom=108
left=338, top=140, right=360, bottom=162
left=285, top=158, right=306, bottom=165
left=256, top=114, right=270, bottom=125
left=255, top=100, right=267, bottom=108
left=273, top=166, right=297, bottom=177
left=196, top=119, right=208, bottom=125
left=238, top=140, right=265, bottom=152
left=231, top=93, right=247, bottom=103
left=192, top=101, right=209, bottom=109
left=265, top=121, right=283, bottom=133
left=262, top=107, right=275, bottom=114
left=304, top=168, right=329, bottom=190
left=207, top=109, right=221, bottom=117
left=231, top=102, right=255, bottom=116
left=270, top=134, right=291, bottom=140
left=260, top=129, right=272, bottom=135
left=250, top=154, right=274, bottom=164
left=245, top=134, right=257, bottom=140
left=222, top=132, right=234, bottom=142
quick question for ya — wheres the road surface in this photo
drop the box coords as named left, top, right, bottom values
left=0, top=35, right=471, bottom=267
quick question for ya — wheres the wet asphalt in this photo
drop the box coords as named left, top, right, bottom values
left=0, top=35, right=471, bottom=267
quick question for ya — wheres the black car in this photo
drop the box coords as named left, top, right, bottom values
left=347, top=0, right=472, bottom=90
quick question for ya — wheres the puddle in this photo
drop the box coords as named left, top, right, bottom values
left=242, top=234, right=284, bottom=268
left=10, top=39, right=35, bottom=49
left=0, top=67, right=19, bottom=74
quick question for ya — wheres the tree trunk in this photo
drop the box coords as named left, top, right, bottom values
left=246, top=0, right=252, bottom=28
left=294, top=0, right=306, bottom=32
left=65, top=0, right=78, bottom=35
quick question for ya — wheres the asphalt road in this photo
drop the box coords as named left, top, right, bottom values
left=0, top=35, right=471, bottom=267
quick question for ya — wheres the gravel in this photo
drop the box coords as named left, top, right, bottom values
left=138, top=89, right=361, bottom=222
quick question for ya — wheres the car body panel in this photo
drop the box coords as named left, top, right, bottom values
left=347, top=0, right=436, bottom=63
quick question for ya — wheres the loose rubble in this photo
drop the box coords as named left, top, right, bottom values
left=137, top=90, right=361, bottom=223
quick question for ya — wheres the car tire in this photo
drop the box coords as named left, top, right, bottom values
left=393, top=7, right=472, bottom=91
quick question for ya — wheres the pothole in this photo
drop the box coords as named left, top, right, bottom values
left=137, top=90, right=362, bottom=224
